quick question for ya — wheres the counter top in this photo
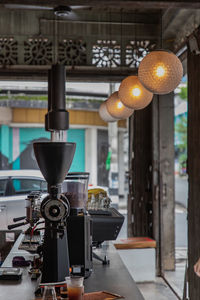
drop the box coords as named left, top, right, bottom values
left=85, top=244, right=144, bottom=300
left=0, top=234, right=38, bottom=300
left=0, top=235, right=144, bottom=300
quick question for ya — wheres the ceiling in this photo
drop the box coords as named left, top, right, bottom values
left=0, top=1, right=199, bottom=80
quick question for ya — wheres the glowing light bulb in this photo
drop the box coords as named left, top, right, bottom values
left=138, top=50, right=183, bottom=94
left=99, top=101, right=117, bottom=122
left=132, top=87, right=141, bottom=97
left=156, top=65, right=165, bottom=77
left=117, top=101, right=123, bottom=109
left=118, top=76, right=153, bottom=110
left=106, top=91, right=134, bottom=119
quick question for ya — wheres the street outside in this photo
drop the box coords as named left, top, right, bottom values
left=117, top=175, right=188, bottom=298
left=175, top=175, right=188, bottom=248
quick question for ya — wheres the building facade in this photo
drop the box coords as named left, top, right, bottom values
left=0, top=103, right=127, bottom=199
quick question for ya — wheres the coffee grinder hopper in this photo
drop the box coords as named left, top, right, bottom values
left=33, top=142, right=76, bottom=187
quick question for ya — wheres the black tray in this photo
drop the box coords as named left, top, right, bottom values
left=0, top=267, right=22, bottom=280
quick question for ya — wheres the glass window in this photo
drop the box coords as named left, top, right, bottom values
left=12, top=178, right=47, bottom=195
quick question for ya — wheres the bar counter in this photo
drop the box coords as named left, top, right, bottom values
left=0, top=234, right=144, bottom=300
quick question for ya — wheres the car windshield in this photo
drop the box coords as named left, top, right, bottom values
left=11, top=178, right=47, bottom=195
left=0, top=179, right=7, bottom=196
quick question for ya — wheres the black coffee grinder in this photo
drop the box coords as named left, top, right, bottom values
left=33, top=64, right=76, bottom=284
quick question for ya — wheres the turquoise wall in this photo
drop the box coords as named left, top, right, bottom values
left=0, top=125, right=11, bottom=160
left=0, top=125, right=12, bottom=168
left=67, top=129, right=85, bottom=172
left=20, top=128, right=51, bottom=153
left=0, top=126, right=85, bottom=172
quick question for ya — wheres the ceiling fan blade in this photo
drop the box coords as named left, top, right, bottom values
left=4, top=4, right=52, bottom=10
left=70, top=6, right=92, bottom=10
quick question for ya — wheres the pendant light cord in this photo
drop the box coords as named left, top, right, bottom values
left=54, top=15, right=58, bottom=64
left=135, top=11, right=138, bottom=72
left=160, top=11, right=163, bottom=49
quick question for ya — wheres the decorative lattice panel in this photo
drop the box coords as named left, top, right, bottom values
left=58, top=39, right=86, bottom=66
left=92, top=40, right=121, bottom=67
left=24, top=38, right=53, bottom=65
left=126, top=40, right=156, bottom=68
left=0, top=35, right=158, bottom=70
left=0, top=37, right=18, bottom=65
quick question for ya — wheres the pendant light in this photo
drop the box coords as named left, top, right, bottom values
left=138, top=50, right=183, bottom=95
left=99, top=101, right=118, bottom=122
left=118, top=75, right=153, bottom=110
left=106, top=91, right=134, bottom=119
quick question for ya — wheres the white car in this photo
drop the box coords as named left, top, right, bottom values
left=0, top=170, right=47, bottom=230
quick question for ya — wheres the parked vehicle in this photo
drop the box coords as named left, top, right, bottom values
left=0, top=170, right=47, bottom=230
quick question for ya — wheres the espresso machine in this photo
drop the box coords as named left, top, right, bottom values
left=34, top=64, right=76, bottom=284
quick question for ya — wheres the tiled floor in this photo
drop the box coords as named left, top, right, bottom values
left=132, top=251, right=186, bottom=300
left=164, top=249, right=187, bottom=298
left=137, top=277, right=179, bottom=300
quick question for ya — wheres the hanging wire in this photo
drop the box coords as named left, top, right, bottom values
left=109, top=8, right=113, bottom=88
left=54, top=14, right=58, bottom=64
left=109, top=9, right=115, bottom=95
left=134, top=11, right=137, bottom=70
left=109, top=8, right=112, bottom=69
left=120, top=8, right=123, bottom=69
left=160, top=11, right=163, bottom=49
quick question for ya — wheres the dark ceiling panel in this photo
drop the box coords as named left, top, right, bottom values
left=1, top=0, right=200, bottom=9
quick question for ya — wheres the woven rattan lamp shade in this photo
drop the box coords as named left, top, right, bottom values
left=118, top=75, right=153, bottom=109
left=106, top=92, right=134, bottom=119
left=99, top=101, right=117, bottom=122
left=138, top=50, right=183, bottom=95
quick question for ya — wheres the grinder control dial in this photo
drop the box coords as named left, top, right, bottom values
left=42, top=199, right=68, bottom=222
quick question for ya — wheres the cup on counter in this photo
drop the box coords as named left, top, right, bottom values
left=42, top=285, right=57, bottom=300
left=66, top=276, right=84, bottom=300
left=60, top=284, right=68, bottom=299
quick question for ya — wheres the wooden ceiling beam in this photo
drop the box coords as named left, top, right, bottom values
left=1, top=0, right=200, bottom=9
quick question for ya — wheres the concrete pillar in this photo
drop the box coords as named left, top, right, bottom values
left=187, top=43, right=200, bottom=299
left=0, top=107, right=12, bottom=124
left=118, top=130, right=125, bottom=197
left=85, top=127, right=97, bottom=186
left=108, top=83, right=119, bottom=207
